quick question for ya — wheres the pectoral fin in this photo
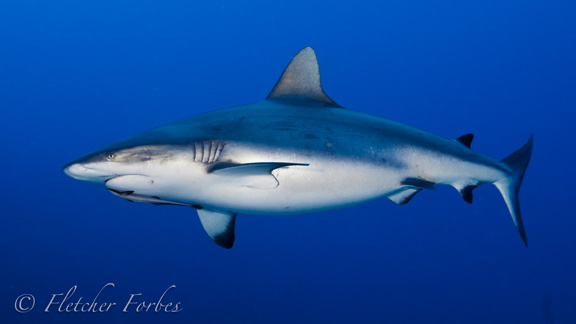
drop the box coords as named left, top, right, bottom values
left=197, top=209, right=237, bottom=249
left=208, top=162, right=308, bottom=190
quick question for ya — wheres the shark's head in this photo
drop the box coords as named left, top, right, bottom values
left=63, top=144, right=182, bottom=192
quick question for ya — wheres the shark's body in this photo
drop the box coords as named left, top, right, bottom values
left=64, top=47, right=532, bottom=248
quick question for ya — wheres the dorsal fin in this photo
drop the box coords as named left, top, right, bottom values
left=266, top=47, right=342, bottom=108
left=456, top=133, right=474, bottom=148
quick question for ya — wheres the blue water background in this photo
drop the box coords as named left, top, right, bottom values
left=1, top=0, right=575, bottom=323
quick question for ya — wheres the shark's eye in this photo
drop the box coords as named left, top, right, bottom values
left=105, top=152, right=116, bottom=161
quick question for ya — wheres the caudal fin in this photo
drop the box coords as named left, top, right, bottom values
left=495, top=136, right=533, bottom=246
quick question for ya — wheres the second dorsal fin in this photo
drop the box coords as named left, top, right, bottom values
left=456, top=133, right=474, bottom=148
left=266, top=47, right=342, bottom=108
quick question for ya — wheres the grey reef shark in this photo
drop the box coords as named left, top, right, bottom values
left=63, top=47, right=533, bottom=249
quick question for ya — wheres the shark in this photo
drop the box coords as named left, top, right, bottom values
left=63, top=47, right=533, bottom=249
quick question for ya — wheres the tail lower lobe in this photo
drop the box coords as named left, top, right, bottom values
left=495, top=136, right=534, bottom=246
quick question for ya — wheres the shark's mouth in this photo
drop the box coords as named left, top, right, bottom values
left=104, top=175, right=155, bottom=192
left=106, top=187, right=198, bottom=208
left=106, top=188, right=134, bottom=196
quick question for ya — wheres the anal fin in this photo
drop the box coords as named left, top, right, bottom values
left=197, top=209, right=237, bottom=249
left=453, top=180, right=480, bottom=204
left=459, top=184, right=477, bottom=204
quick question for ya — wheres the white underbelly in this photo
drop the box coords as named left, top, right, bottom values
left=172, top=160, right=403, bottom=215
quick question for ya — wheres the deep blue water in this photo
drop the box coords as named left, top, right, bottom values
left=1, top=0, right=575, bottom=323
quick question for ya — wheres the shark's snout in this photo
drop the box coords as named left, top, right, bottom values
left=62, top=160, right=116, bottom=184
left=62, top=163, right=87, bottom=180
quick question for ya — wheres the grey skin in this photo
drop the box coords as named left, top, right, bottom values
left=63, top=47, right=533, bottom=248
